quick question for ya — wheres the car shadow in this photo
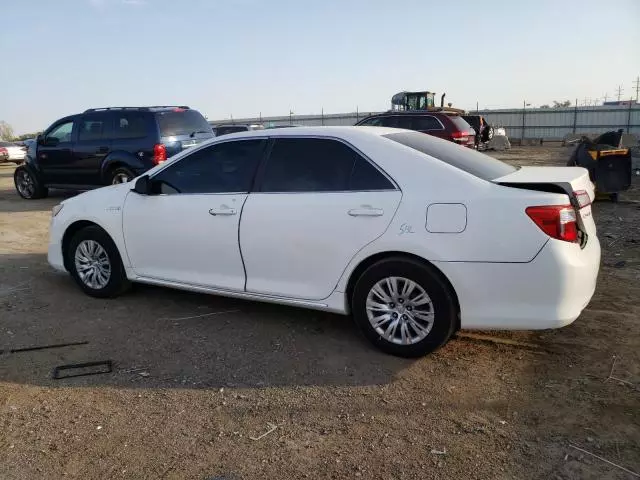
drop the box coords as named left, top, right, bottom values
left=0, top=253, right=413, bottom=390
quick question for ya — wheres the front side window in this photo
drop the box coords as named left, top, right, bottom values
left=152, top=139, right=266, bottom=194
left=260, top=138, right=394, bottom=193
left=46, top=121, right=74, bottom=143
left=78, top=117, right=105, bottom=142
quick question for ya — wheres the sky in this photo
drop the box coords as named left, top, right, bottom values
left=1, top=0, right=639, bottom=134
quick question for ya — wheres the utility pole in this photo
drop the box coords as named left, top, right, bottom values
left=615, top=85, right=623, bottom=101
left=633, top=76, right=640, bottom=102
left=603, top=93, right=609, bottom=103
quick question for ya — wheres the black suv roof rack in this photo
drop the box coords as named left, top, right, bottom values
left=83, top=106, right=190, bottom=113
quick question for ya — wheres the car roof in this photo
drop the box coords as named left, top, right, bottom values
left=212, top=125, right=404, bottom=141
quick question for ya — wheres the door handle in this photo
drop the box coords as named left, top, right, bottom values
left=96, top=146, right=109, bottom=154
left=209, top=206, right=237, bottom=216
left=348, top=206, right=384, bottom=217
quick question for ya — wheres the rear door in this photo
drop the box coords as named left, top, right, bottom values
left=240, top=137, right=401, bottom=300
left=411, top=115, right=448, bottom=140
left=72, top=113, right=112, bottom=185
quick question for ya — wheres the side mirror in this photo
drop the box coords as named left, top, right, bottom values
left=36, top=134, right=44, bottom=145
left=132, top=175, right=152, bottom=195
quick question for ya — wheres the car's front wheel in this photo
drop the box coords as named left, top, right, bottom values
left=109, top=166, right=135, bottom=185
left=66, top=226, right=130, bottom=298
left=14, top=165, right=48, bottom=199
left=352, top=257, right=458, bottom=357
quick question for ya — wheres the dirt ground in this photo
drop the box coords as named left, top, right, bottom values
left=0, top=146, right=638, bottom=480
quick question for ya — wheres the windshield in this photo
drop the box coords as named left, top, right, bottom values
left=216, top=126, right=249, bottom=135
left=383, top=131, right=516, bottom=181
left=156, top=109, right=211, bottom=137
left=447, top=115, right=473, bottom=132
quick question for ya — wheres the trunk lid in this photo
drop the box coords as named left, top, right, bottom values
left=494, top=166, right=596, bottom=236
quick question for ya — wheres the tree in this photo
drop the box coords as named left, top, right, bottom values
left=552, top=100, right=572, bottom=108
left=0, top=121, right=14, bottom=141
left=539, top=104, right=550, bottom=109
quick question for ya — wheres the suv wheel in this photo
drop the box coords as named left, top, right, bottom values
left=109, top=166, right=135, bottom=185
left=66, top=226, right=131, bottom=298
left=352, top=257, right=457, bottom=357
left=14, top=165, right=48, bottom=199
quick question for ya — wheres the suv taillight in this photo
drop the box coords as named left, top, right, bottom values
left=526, top=205, right=578, bottom=243
left=451, top=131, right=470, bottom=143
left=153, top=144, right=166, bottom=164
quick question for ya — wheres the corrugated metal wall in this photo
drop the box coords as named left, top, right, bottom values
left=210, top=105, right=640, bottom=140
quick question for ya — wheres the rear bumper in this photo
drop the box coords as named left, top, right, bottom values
left=436, top=236, right=601, bottom=330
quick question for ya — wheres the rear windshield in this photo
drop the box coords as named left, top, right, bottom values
left=155, top=109, right=211, bottom=137
left=383, top=131, right=516, bottom=181
left=447, top=115, right=473, bottom=132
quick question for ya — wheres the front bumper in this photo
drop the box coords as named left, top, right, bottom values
left=436, top=235, right=601, bottom=330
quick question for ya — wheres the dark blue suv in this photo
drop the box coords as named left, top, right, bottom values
left=14, top=106, right=213, bottom=199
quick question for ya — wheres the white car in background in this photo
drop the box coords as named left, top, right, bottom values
left=0, top=141, right=26, bottom=164
left=47, top=127, right=600, bottom=357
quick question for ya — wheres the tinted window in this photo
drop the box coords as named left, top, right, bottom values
left=215, top=126, right=249, bottom=136
left=358, top=117, right=385, bottom=127
left=261, top=138, right=362, bottom=192
left=113, top=113, right=148, bottom=139
left=78, top=117, right=105, bottom=141
left=412, top=116, right=443, bottom=131
left=153, top=139, right=266, bottom=194
left=384, top=131, right=515, bottom=181
left=46, top=121, right=74, bottom=143
left=350, top=157, right=394, bottom=190
left=156, top=109, right=211, bottom=137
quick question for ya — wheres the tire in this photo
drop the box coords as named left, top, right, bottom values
left=351, top=257, right=458, bottom=357
left=65, top=225, right=130, bottom=298
left=108, top=166, right=135, bottom=185
left=14, top=165, right=48, bottom=199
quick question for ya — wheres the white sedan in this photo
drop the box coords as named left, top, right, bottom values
left=47, top=127, right=600, bottom=357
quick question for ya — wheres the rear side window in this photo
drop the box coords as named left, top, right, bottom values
left=383, top=131, right=515, bottom=181
left=448, top=115, right=473, bottom=132
left=412, top=116, right=443, bottom=131
left=153, top=139, right=266, bottom=194
left=156, top=109, right=211, bottom=137
left=78, top=117, right=105, bottom=141
left=260, top=138, right=393, bottom=192
left=113, top=113, right=148, bottom=139
left=358, top=117, right=385, bottom=127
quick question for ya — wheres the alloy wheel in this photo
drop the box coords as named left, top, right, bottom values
left=16, top=170, right=35, bottom=198
left=74, top=240, right=111, bottom=289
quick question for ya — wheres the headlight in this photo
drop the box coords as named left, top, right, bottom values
left=52, top=204, right=64, bottom=217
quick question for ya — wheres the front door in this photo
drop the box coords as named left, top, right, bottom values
left=38, top=119, right=76, bottom=184
left=241, top=137, right=401, bottom=300
left=122, top=138, right=266, bottom=290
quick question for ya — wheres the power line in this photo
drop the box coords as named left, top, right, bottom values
left=615, top=85, right=624, bottom=101
left=634, top=76, right=640, bottom=102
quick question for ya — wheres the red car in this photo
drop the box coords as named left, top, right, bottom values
left=356, top=112, right=476, bottom=148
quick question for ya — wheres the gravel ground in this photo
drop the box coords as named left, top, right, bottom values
left=0, top=146, right=639, bottom=479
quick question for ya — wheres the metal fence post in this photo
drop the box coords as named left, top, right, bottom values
left=627, top=99, right=633, bottom=133
left=321, top=107, right=324, bottom=126
left=573, top=99, right=578, bottom=134
left=356, top=106, right=359, bottom=123
left=521, top=100, right=526, bottom=142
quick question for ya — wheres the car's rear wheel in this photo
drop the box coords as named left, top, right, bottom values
left=66, top=226, right=130, bottom=298
left=352, top=257, right=457, bottom=357
left=109, top=166, right=135, bottom=185
left=14, top=165, right=48, bottom=199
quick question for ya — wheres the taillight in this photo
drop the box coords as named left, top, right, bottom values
left=525, top=205, right=578, bottom=243
left=574, top=190, right=591, bottom=209
left=153, top=144, right=166, bottom=164
left=0, top=147, right=7, bottom=154
left=451, top=131, right=470, bottom=142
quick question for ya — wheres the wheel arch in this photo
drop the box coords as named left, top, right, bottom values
left=100, top=152, right=144, bottom=183
left=344, top=251, right=460, bottom=328
left=61, top=220, right=114, bottom=271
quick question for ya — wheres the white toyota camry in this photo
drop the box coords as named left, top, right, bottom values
left=47, top=127, right=600, bottom=357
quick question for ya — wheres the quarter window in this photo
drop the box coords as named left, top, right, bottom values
left=260, top=138, right=393, bottom=193
left=152, top=139, right=266, bottom=194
